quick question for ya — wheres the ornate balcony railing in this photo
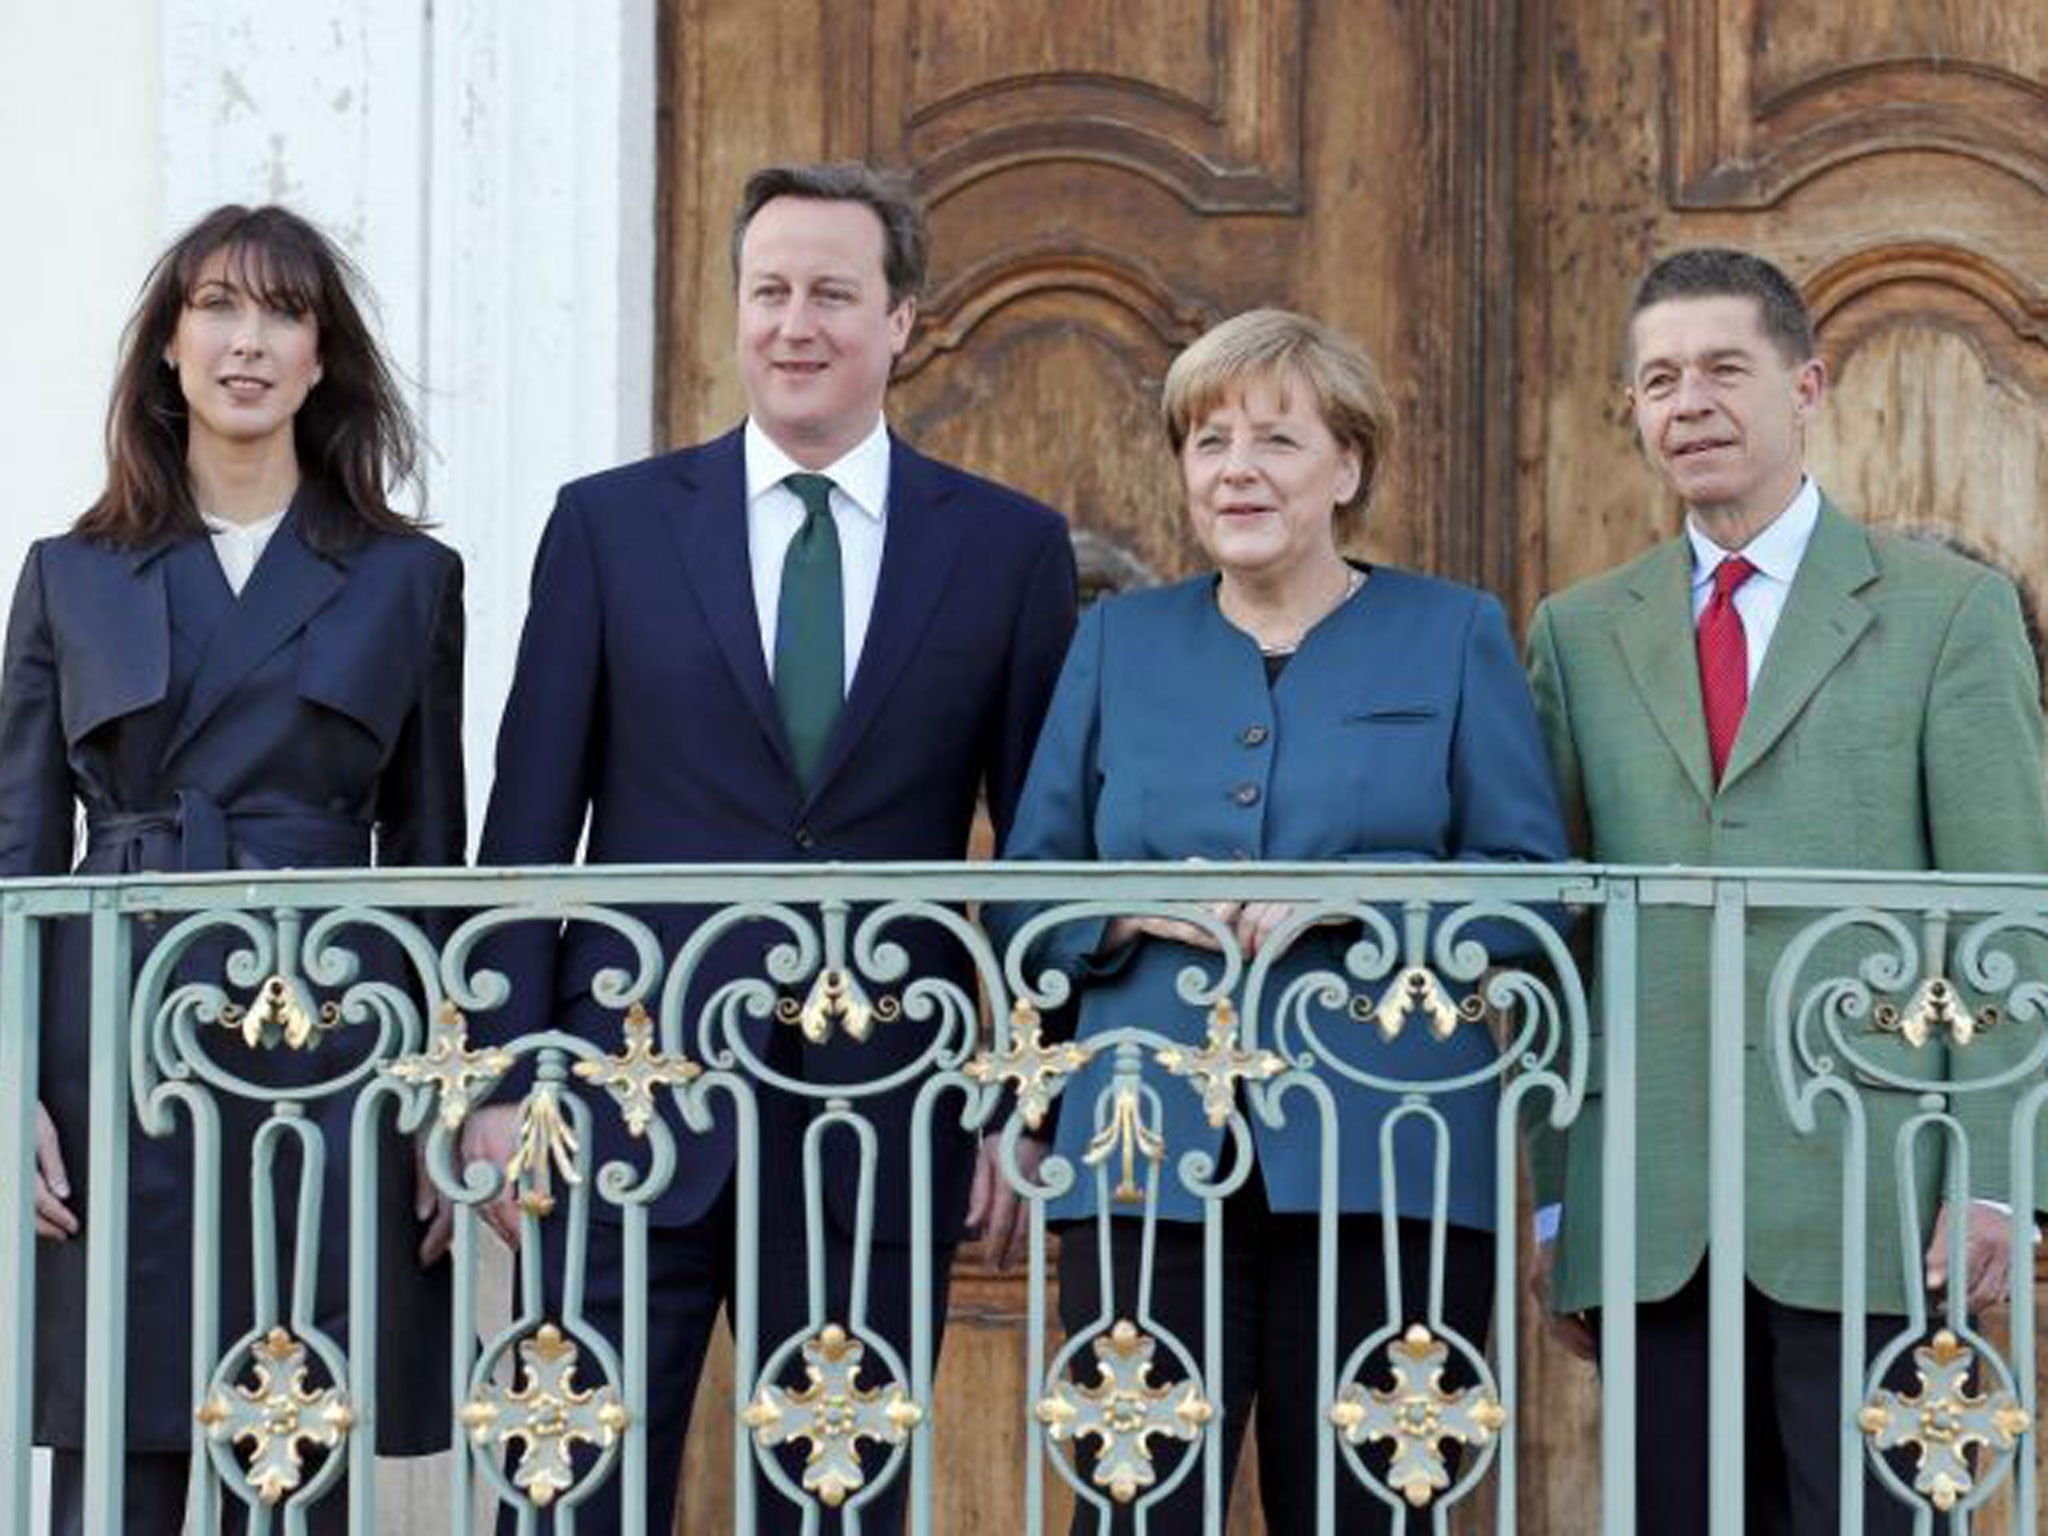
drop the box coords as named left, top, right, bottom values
left=0, top=863, right=2041, bottom=1534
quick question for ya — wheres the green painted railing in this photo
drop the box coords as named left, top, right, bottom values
left=0, top=863, right=2039, bottom=1534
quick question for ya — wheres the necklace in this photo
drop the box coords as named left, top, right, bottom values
left=1242, top=566, right=1367, bottom=657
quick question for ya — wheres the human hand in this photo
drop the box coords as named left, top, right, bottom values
left=966, top=1134, right=1047, bottom=1271
left=457, top=1104, right=523, bottom=1248
left=1229, top=901, right=1298, bottom=957
left=33, top=1101, right=77, bottom=1241
left=1103, top=910, right=1235, bottom=953
left=1924, top=1200, right=2014, bottom=1313
left=1528, top=1234, right=1596, bottom=1361
left=414, top=1135, right=455, bottom=1267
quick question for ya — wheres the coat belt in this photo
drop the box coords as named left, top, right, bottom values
left=86, top=789, right=370, bottom=871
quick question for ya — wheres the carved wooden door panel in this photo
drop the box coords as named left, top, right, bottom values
left=1519, top=0, right=2048, bottom=622
left=663, top=0, right=1521, bottom=596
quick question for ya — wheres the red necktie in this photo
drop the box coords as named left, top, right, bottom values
left=1698, top=556, right=1757, bottom=785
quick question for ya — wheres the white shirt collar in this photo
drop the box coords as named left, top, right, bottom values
left=743, top=416, right=891, bottom=522
left=201, top=505, right=290, bottom=541
left=1685, top=476, right=1820, bottom=589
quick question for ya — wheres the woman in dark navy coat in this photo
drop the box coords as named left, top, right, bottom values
left=2, top=205, right=463, bottom=1534
left=1000, top=310, right=1566, bottom=1532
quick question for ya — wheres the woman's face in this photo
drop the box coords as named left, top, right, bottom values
left=163, top=245, right=323, bottom=462
left=1180, top=370, right=1361, bottom=584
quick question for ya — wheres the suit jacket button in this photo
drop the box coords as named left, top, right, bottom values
left=1232, top=783, right=1261, bottom=807
left=1241, top=725, right=1270, bottom=747
left=793, top=826, right=817, bottom=850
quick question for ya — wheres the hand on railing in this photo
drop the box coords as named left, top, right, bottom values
left=1103, top=901, right=1300, bottom=958
left=1924, top=1200, right=2015, bottom=1312
left=1526, top=1234, right=1595, bottom=1362
left=966, top=1134, right=1047, bottom=1271
left=31, top=1101, right=76, bottom=1242
left=414, top=1137, right=454, bottom=1267
left=458, top=1102, right=523, bottom=1248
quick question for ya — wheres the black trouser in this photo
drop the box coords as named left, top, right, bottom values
left=496, top=1189, right=956, bottom=1536
left=1602, top=1264, right=1925, bottom=1536
left=48, top=1449, right=349, bottom=1536
left=1055, top=1181, right=1494, bottom=1534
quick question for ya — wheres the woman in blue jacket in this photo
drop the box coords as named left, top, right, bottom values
left=4, top=205, right=463, bottom=1534
left=1000, top=309, right=1566, bottom=1531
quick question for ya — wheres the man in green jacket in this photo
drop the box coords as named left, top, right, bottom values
left=1526, top=246, right=2048, bottom=1535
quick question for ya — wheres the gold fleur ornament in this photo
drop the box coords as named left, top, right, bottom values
left=1082, top=1084, right=1166, bottom=1204
left=383, top=1002, right=514, bottom=1130
left=1330, top=1325, right=1506, bottom=1508
left=1876, top=976, right=1991, bottom=1050
left=460, top=1323, right=629, bottom=1509
left=1860, top=1330, right=2031, bottom=1512
left=742, top=1324, right=924, bottom=1508
left=219, top=974, right=339, bottom=1051
left=571, top=1002, right=701, bottom=1136
left=965, top=1000, right=1094, bottom=1130
left=1155, top=999, right=1285, bottom=1128
left=195, top=1327, right=353, bottom=1506
left=1038, top=1319, right=1213, bottom=1503
left=1354, top=966, right=1485, bottom=1043
left=779, top=967, right=901, bottom=1045
left=504, top=1084, right=583, bottom=1218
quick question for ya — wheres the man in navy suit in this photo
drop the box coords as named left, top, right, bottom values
left=465, top=163, right=1077, bottom=1533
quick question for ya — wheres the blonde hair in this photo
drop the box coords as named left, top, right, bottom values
left=1161, top=308, right=1393, bottom=529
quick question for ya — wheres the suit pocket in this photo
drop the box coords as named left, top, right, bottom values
left=1346, top=704, right=1441, bottom=725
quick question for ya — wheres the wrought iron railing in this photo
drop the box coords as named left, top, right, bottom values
left=0, top=863, right=2040, bottom=1533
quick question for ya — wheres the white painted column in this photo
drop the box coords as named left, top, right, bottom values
left=0, top=1, right=165, bottom=621
left=418, top=0, right=659, bottom=813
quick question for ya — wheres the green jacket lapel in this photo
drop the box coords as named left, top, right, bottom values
left=1615, top=537, right=1715, bottom=807
left=1718, top=499, right=1876, bottom=793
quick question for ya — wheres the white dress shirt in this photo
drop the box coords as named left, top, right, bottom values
left=1683, top=477, right=1820, bottom=686
left=745, top=416, right=891, bottom=694
left=201, top=505, right=289, bottom=596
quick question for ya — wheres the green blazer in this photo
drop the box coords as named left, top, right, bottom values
left=1526, top=497, right=2048, bottom=1314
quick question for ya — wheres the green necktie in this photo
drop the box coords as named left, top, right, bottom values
left=773, top=472, right=845, bottom=788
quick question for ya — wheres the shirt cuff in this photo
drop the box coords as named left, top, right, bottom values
left=1971, top=1196, right=2042, bottom=1247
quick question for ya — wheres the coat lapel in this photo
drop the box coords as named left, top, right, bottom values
left=1614, top=537, right=1716, bottom=807
left=1717, top=500, right=1875, bottom=792
left=804, top=436, right=966, bottom=802
left=163, top=493, right=346, bottom=762
left=663, top=430, right=793, bottom=770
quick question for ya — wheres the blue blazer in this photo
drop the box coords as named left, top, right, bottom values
left=478, top=427, right=1077, bottom=1234
left=0, top=497, right=464, bottom=1450
left=999, top=568, right=1566, bottom=1226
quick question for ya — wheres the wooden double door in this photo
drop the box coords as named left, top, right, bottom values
left=660, top=1, right=2048, bottom=1529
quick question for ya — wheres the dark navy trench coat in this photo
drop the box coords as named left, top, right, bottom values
left=0, top=493, right=463, bottom=1452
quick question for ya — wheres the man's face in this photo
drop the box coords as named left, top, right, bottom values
left=735, top=196, right=913, bottom=468
left=1627, top=293, right=1825, bottom=531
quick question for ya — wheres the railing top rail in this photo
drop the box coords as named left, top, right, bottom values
left=0, top=860, right=2042, bottom=914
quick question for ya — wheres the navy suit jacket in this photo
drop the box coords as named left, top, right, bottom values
left=998, top=569, right=1566, bottom=1226
left=478, top=427, right=1077, bottom=1233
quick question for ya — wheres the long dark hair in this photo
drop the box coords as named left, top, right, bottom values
left=78, top=204, right=424, bottom=554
